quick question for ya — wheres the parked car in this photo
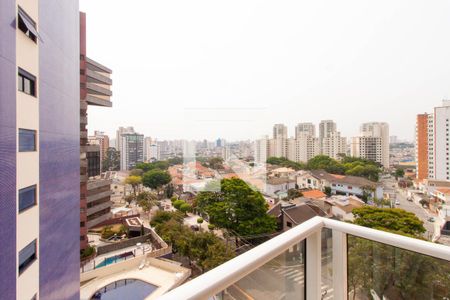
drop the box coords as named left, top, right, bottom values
left=428, top=217, right=436, bottom=223
left=395, top=200, right=400, bottom=205
left=407, top=197, right=413, bottom=202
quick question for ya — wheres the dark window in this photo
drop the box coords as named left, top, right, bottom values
left=19, top=185, right=37, bottom=212
left=19, top=129, right=36, bottom=152
left=18, top=68, right=36, bottom=96
left=80, top=221, right=85, bottom=227
left=19, top=239, right=37, bottom=274
left=17, top=7, right=38, bottom=42
left=287, top=222, right=293, bottom=228
left=80, top=236, right=85, bottom=241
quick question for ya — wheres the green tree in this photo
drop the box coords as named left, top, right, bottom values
left=352, top=207, right=425, bottom=237
left=201, top=241, right=235, bottom=273
left=394, top=168, right=405, bottom=180
left=348, top=207, right=450, bottom=299
left=124, top=194, right=135, bottom=206
left=102, top=147, right=120, bottom=172
left=196, top=178, right=277, bottom=238
left=287, top=188, right=303, bottom=200
left=125, top=175, right=142, bottom=195
left=142, top=169, right=171, bottom=191
left=173, top=200, right=185, bottom=210
left=179, top=203, right=192, bottom=215
left=324, top=186, right=332, bottom=197
left=266, top=157, right=306, bottom=170
left=150, top=211, right=183, bottom=228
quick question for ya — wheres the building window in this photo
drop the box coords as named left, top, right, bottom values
left=19, top=129, right=36, bottom=152
left=19, top=239, right=37, bottom=274
left=17, top=7, right=38, bottom=42
left=80, top=221, right=85, bottom=227
left=18, top=68, right=36, bottom=96
left=286, top=222, right=293, bottom=228
left=19, top=185, right=37, bottom=212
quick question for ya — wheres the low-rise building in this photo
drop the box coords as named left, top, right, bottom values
left=265, top=178, right=296, bottom=197
left=327, top=195, right=365, bottom=221
left=297, top=170, right=383, bottom=199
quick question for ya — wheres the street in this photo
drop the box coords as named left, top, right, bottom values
left=381, top=176, right=437, bottom=240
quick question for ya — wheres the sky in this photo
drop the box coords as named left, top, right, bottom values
left=80, top=0, right=450, bottom=142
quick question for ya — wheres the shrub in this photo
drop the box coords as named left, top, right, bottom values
left=197, top=217, right=204, bottom=224
left=208, top=224, right=215, bottom=230
left=180, top=203, right=192, bottom=214
left=80, top=246, right=96, bottom=259
left=173, top=199, right=185, bottom=210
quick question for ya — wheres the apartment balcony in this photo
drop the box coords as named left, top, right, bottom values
left=159, top=217, right=450, bottom=300
left=86, top=82, right=112, bottom=97
left=86, top=212, right=111, bottom=229
left=86, top=68, right=112, bottom=85
left=86, top=190, right=112, bottom=203
left=86, top=200, right=112, bottom=216
left=86, top=94, right=112, bottom=107
left=86, top=56, right=112, bottom=74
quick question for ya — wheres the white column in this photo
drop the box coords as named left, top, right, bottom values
left=306, top=231, right=322, bottom=300
left=332, top=230, right=348, bottom=300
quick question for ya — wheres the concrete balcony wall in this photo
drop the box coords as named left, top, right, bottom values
left=86, top=212, right=111, bottom=229
left=86, top=190, right=112, bottom=203
left=86, top=201, right=111, bottom=216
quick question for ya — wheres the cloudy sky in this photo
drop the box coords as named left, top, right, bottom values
left=80, top=0, right=450, bottom=141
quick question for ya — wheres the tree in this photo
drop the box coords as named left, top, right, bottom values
left=125, top=175, right=142, bottom=195
left=324, top=186, right=332, bottom=197
left=394, top=168, right=405, bottom=180
left=124, top=194, right=135, bottom=206
left=150, top=211, right=183, bottom=228
left=102, top=147, right=120, bottom=171
left=352, top=207, right=425, bottom=237
left=200, top=241, right=235, bottom=273
left=142, top=169, right=171, bottom=191
left=164, top=183, right=174, bottom=198
left=348, top=207, right=450, bottom=299
left=266, top=157, right=306, bottom=170
left=196, top=178, right=277, bottom=239
left=173, top=200, right=185, bottom=210
left=136, top=161, right=170, bottom=172
left=287, top=189, right=303, bottom=200
left=179, top=203, right=192, bottom=215
left=129, top=169, right=144, bottom=177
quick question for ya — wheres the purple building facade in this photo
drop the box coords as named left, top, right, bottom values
left=0, top=1, right=80, bottom=299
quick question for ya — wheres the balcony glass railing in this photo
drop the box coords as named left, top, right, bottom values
left=347, top=236, right=450, bottom=300
left=158, top=217, right=450, bottom=300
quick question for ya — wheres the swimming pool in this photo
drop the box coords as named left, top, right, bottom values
left=95, top=252, right=134, bottom=269
left=91, top=279, right=157, bottom=300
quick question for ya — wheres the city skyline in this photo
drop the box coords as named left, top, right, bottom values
left=80, top=0, right=450, bottom=141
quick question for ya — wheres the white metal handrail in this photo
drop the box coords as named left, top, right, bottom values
left=158, top=216, right=450, bottom=300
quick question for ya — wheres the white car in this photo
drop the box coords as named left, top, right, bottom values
left=395, top=200, right=400, bottom=205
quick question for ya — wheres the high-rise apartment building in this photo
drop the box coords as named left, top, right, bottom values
left=120, top=133, right=144, bottom=170
left=319, top=120, right=337, bottom=139
left=321, top=132, right=347, bottom=160
left=80, top=12, right=113, bottom=249
left=351, top=122, right=390, bottom=168
left=416, top=101, right=450, bottom=180
left=115, top=126, right=135, bottom=151
left=287, top=136, right=320, bottom=163
left=0, top=2, right=80, bottom=299
left=89, top=131, right=110, bottom=169
left=295, top=123, right=316, bottom=139
left=255, top=136, right=270, bottom=164
left=144, top=136, right=160, bottom=162
left=273, top=123, right=288, bottom=140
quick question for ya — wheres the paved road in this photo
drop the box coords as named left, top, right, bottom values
left=380, top=177, right=436, bottom=239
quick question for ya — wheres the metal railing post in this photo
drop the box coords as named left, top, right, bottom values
left=332, top=230, right=348, bottom=300
left=306, top=231, right=322, bottom=299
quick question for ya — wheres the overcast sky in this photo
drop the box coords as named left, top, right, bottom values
left=80, top=0, right=450, bottom=142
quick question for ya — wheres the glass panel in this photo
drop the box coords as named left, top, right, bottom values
left=19, top=185, right=36, bottom=212
left=347, top=235, right=450, bottom=300
left=19, top=239, right=37, bottom=274
left=216, top=241, right=306, bottom=300
left=321, top=228, right=333, bottom=300
left=19, top=129, right=36, bottom=152
left=24, top=78, right=31, bottom=94
left=18, top=74, right=23, bottom=92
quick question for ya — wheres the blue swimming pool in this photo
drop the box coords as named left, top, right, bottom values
left=95, top=252, right=134, bottom=269
left=91, top=279, right=157, bottom=300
